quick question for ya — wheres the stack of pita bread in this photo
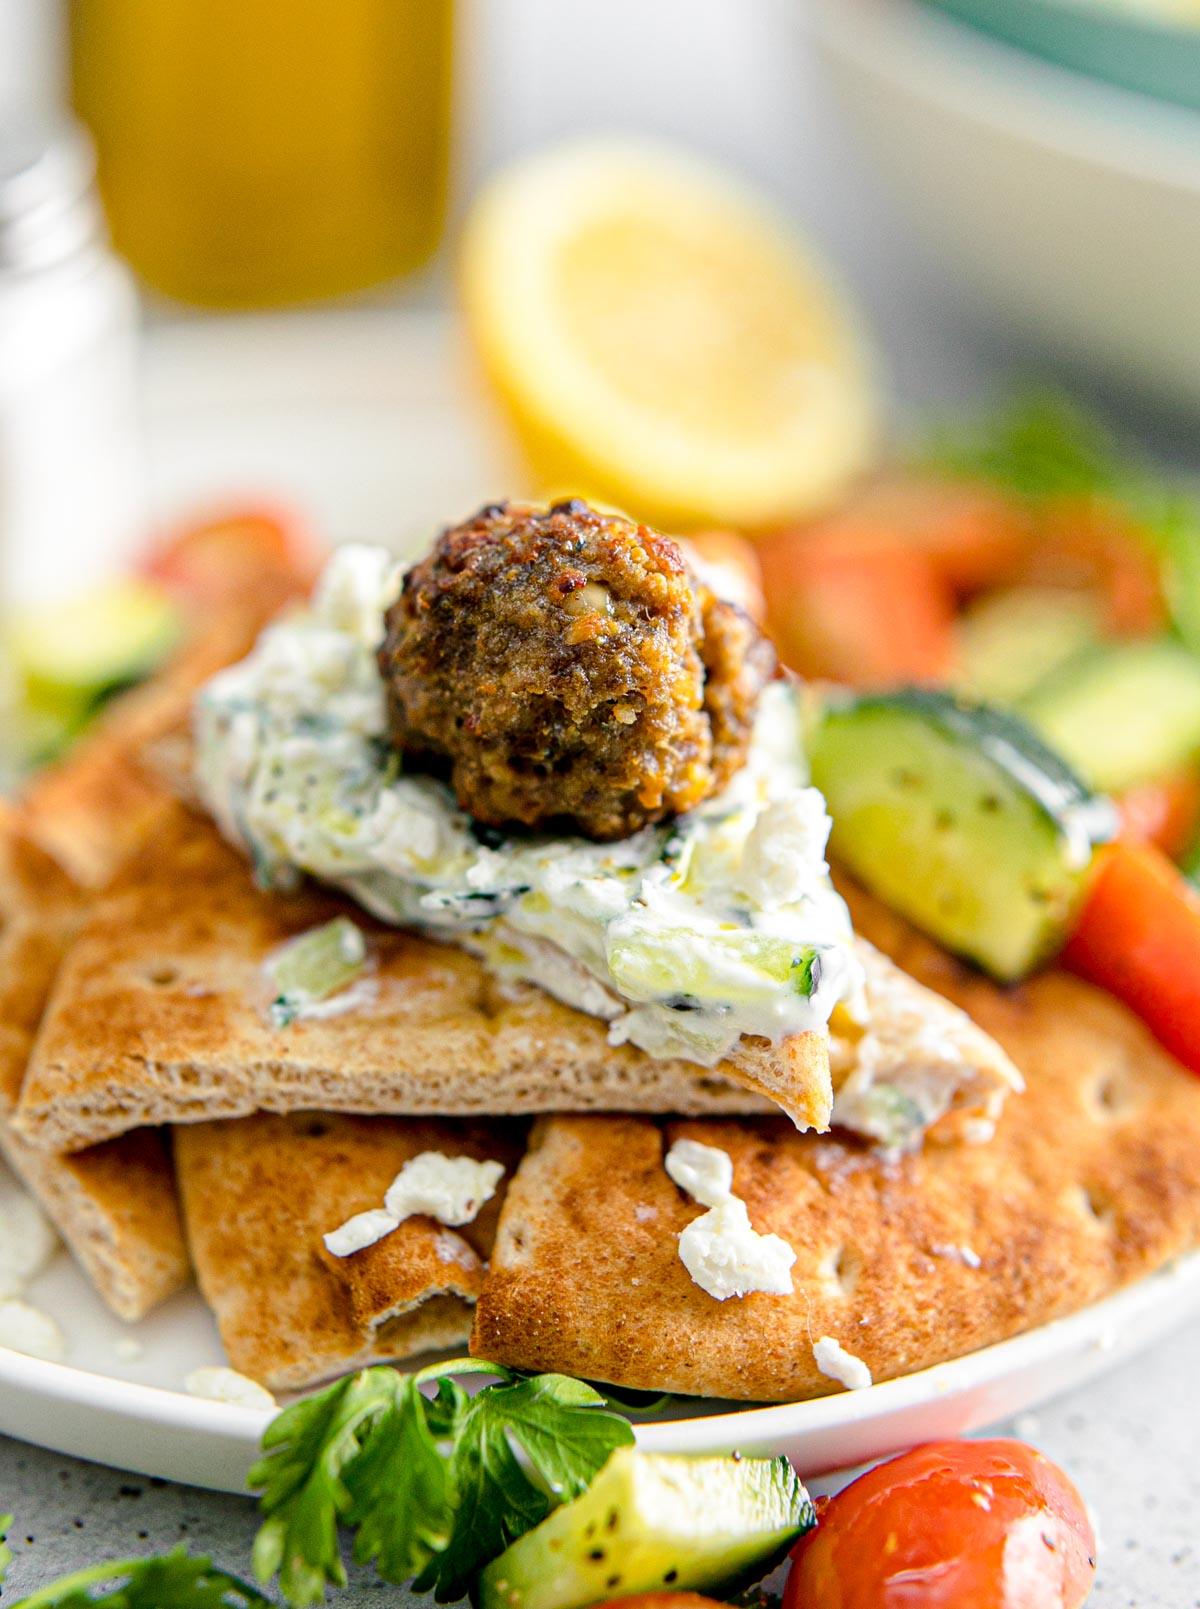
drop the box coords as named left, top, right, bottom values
left=6, top=538, right=1200, bottom=1402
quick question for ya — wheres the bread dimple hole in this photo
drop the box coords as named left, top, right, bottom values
left=823, top=1243, right=863, bottom=1297
left=1074, top=1184, right=1116, bottom=1230
left=1092, top=1075, right=1135, bottom=1118
left=147, top=966, right=178, bottom=987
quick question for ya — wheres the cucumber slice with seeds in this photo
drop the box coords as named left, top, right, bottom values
left=808, top=687, right=1115, bottom=982
left=479, top=1447, right=814, bottom=1609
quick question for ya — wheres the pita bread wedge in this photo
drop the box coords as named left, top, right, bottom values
left=16, top=804, right=845, bottom=1154
left=20, top=588, right=304, bottom=891
left=0, top=808, right=188, bottom=1320
left=472, top=887, right=1200, bottom=1401
left=174, top=1112, right=521, bottom=1390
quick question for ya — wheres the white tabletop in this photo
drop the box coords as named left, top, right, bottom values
left=1, top=1, right=1197, bottom=1601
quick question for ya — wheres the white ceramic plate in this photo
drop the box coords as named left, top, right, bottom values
left=4, top=308, right=1198, bottom=1494
left=808, top=0, right=1200, bottom=411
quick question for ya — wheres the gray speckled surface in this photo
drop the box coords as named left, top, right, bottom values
left=0, top=1322, right=1196, bottom=1605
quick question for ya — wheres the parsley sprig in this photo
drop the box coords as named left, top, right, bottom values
left=0, top=1517, right=268, bottom=1608
left=249, top=1359, right=635, bottom=1607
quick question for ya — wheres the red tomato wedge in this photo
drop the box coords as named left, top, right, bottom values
left=1063, top=840, right=1200, bottom=1076
left=786, top=1439, right=1096, bottom=1609
left=833, top=473, right=1031, bottom=596
left=759, top=526, right=956, bottom=687
left=1020, top=495, right=1166, bottom=638
left=142, top=504, right=323, bottom=606
left=1116, top=770, right=1200, bottom=861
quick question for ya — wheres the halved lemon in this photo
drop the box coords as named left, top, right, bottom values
left=459, top=138, right=880, bottom=531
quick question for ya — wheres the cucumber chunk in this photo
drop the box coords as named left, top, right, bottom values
left=10, top=577, right=182, bottom=719
left=808, top=688, right=1114, bottom=982
left=479, top=1448, right=814, bottom=1609
left=267, top=917, right=367, bottom=1026
left=956, top=587, right=1103, bottom=708
left=1020, top=639, right=1200, bottom=793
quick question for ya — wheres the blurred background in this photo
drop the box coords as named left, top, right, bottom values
left=6, top=0, right=1200, bottom=862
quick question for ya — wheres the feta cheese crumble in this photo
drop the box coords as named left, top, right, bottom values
left=323, top=1207, right=399, bottom=1258
left=0, top=1172, right=59, bottom=1298
left=185, top=1366, right=277, bottom=1411
left=665, top=1137, right=796, bottom=1301
left=929, top=1242, right=982, bottom=1269
left=383, top=1152, right=505, bottom=1226
left=664, top=1136, right=734, bottom=1207
left=813, top=1334, right=872, bottom=1392
left=323, top=1152, right=505, bottom=1258
left=0, top=1298, right=65, bottom=1362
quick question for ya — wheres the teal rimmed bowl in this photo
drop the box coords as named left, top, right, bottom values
left=921, top=0, right=1200, bottom=111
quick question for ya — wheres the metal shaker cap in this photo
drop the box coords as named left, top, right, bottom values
left=0, top=119, right=103, bottom=276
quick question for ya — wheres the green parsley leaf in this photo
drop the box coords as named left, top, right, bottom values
left=8, top=1549, right=268, bottom=1608
left=920, top=390, right=1127, bottom=504
left=249, top=1360, right=635, bottom=1607
left=421, top=1373, right=632, bottom=1603
left=0, top=1513, right=12, bottom=1584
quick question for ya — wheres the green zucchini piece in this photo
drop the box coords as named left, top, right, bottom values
left=478, top=1448, right=814, bottom=1609
left=267, top=917, right=367, bottom=1026
left=956, top=587, right=1103, bottom=708
left=10, top=578, right=182, bottom=720
left=1020, top=639, right=1200, bottom=793
left=808, top=687, right=1114, bottom=982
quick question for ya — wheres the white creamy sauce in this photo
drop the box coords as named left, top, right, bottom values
left=665, top=1137, right=797, bottom=1301
left=812, top=1335, right=872, bottom=1392
left=830, top=939, right=1022, bottom=1153
left=195, top=544, right=863, bottom=1069
left=323, top=1151, right=504, bottom=1259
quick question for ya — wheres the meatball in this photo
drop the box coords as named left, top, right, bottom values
left=377, top=499, right=776, bottom=841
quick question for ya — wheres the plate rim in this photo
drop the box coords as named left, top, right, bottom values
left=0, top=1249, right=1195, bottom=1489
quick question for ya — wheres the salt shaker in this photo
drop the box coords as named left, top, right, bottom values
left=0, top=119, right=145, bottom=612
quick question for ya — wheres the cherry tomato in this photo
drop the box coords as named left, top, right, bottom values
left=603, top=1597, right=723, bottom=1609
left=141, top=505, right=323, bottom=605
left=785, top=1439, right=1096, bottom=1609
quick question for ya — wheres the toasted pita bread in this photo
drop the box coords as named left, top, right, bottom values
left=472, top=885, right=1200, bottom=1401
left=16, top=805, right=846, bottom=1154
left=19, top=583, right=305, bottom=890
left=174, top=1112, right=521, bottom=1390
left=0, top=810, right=188, bottom=1320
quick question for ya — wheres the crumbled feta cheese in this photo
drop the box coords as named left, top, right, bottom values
left=0, top=1298, right=65, bottom=1362
left=738, top=792, right=834, bottom=909
left=813, top=1335, right=872, bottom=1392
left=664, top=1138, right=734, bottom=1208
left=185, top=1366, right=276, bottom=1411
left=324, top=1153, right=505, bottom=1259
left=678, top=1198, right=796, bottom=1301
left=323, top=1208, right=399, bottom=1258
left=930, top=1242, right=982, bottom=1269
left=0, top=1178, right=59, bottom=1298
left=633, top=1203, right=658, bottom=1223
left=384, top=1152, right=505, bottom=1227
left=666, top=1138, right=796, bottom=1300
left=113, top=1336, right=144, bottom=1362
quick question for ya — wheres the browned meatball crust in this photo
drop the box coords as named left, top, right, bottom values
left=377, top=500, right=776, bottom=841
